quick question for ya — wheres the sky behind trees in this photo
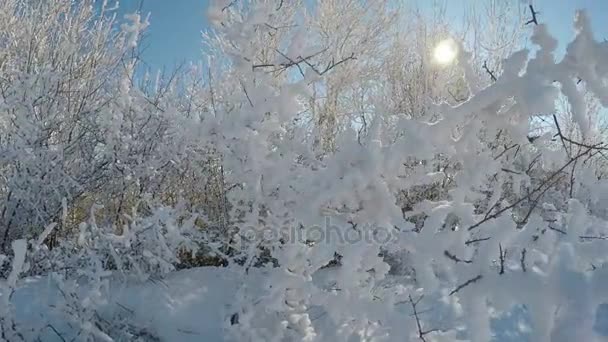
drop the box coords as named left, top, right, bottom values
left=116, top=0, right=608, bottom=71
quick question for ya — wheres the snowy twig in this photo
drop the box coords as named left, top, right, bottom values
left=45, top=324, right=66, bottom=342
left=408, top=295, right=437, bottom=342
left=525, top=5, right=539, bottom=26
left=252, top=49, right=327, bottom=73
left=579, top=235, right=608, bottom=241
left=449, top=275, right=483, bottom=296
left=222, top=1, right=237, bottom=12
left=469, top=147, right=595, bottom=231
left=240, top=81, right=254, bottom=107
left=302, top=52, right=357, bottom=75
left=493, top=144, right=519, bottom=160
left=552, top=114, right=571, bottom=157
left=547, top=225, right=567, bottom=235
left=464, top=237, right=491, bottom=245
left=482, top=61, right=497, bottom=82
left=498, top=243, right=506, bottom=275
left=443, top=250, right=472, bottom=264
left=517, top=175, right=565, bottom=227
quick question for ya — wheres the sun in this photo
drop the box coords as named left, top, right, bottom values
left=433, top=38, right=458, bottom=65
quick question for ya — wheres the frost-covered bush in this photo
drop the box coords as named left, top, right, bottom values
left=202, top=1, right=608, bottom=341
left=22, top=200, right=202, bottom=280
left=0, top=200, right=203, bottom=340
left=2, top=0, right=608, bottom=341
left=0, top=0, right=232, bottom=253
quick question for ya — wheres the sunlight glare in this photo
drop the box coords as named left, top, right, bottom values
left=433, top=38, right=458, bottom=65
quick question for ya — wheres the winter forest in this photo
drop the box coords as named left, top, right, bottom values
left=1, top=0, right=608, bottom=340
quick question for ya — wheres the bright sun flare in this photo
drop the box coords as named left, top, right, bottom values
left=433, top=38, right=458, bottom=65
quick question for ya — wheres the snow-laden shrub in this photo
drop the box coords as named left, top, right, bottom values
left=0, top=0, right=232, bottom=255
left=26, top=201, right=202, bottom=280
left=0, top=199, right=204, bottom=340
left=202, top=1, right=608, bottom=341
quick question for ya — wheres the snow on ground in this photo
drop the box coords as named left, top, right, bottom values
left=6, top=267, right=258, bottom=341
left=3, top=266, right=608, bottom=341
left=111, top=267, right=249, bottom=341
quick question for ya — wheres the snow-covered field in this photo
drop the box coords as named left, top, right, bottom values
left=5, top=267, right=250, bottom=341
left=4, top=266, right=608, bottom=341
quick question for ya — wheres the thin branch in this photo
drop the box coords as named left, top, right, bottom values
left=464, top=237, right=491, bottom=245
left=449, top=275, right=483, bottom=296
left=302, top=52, right=356, bottom=75
left=517, top=175, right=564, bottom=227
left=525, top=154, right=542, bottom=174
left=252, top=49, right=327, bottom=74
left=525, top=5, right=539, bottom=25
left=273, top=49, right=306, bottom=77
left=552, top=114, right=571, bottom=157
left=45, top=325, right=66, bottom=342
left=240, top=81, right=254, bottom=107
left=468, top=146, right=595, bottom=231
left=561, top=135, right=608, bottom=151
left=501, top=168, right=521, bottom=175
left=493, top=143, right=519, bottom=160
left=547, top=225, right=567, bottom=235
left=408, top=295, right=437, bottom=342
left=444, top=250, right=472, bottom=264
left=222, top=0, right=237, bottom=12
left=579, top=235, right=608, bottom=241
left=482, top=61, right=497, bottom=82
left=498, top=243, right=506, bottom=275
left=264, top=23, right=297, bottom=31
left=447, top=88, right=467, bottom=103
left=569, top=157, right=578, bottom=197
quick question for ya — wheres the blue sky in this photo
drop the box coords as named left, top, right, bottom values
left=115, top=0, right=607, bottom=71
left=117, top=0, right=210, bottom=69
left=531, top=0, right=608, bottom=55
left=537, top=0, right=608, bottom=39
